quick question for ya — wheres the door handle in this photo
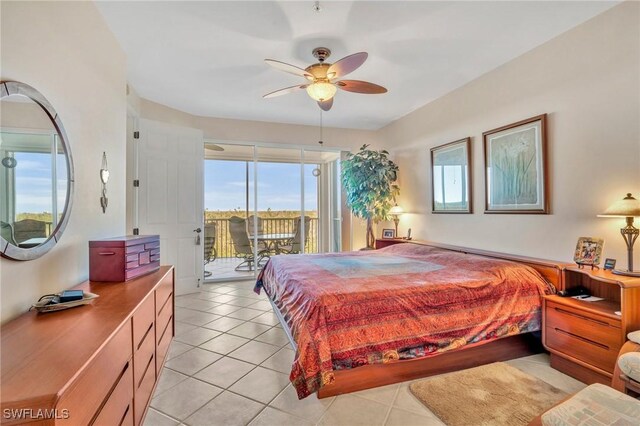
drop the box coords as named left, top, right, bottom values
left=193, top=228, right=201, bottom=233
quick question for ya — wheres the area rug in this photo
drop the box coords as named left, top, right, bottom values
left=409, top=362, right=567, bottom=426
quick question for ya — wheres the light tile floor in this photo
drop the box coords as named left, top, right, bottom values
left=147, top=280, right=586, bottom=426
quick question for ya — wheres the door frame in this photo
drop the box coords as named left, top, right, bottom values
left=203, top=139, right=351, bottom=283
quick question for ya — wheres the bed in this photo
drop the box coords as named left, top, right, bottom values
left=255, top=241, right=565, bottom=399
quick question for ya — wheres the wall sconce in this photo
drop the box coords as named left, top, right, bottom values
left=389, top=204, right=404, bottom=236
left=100, top=152, right=109, bottom=213
left=598, top=193, right=640, bottom=276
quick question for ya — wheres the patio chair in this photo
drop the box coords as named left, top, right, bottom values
left=0, top=221, right=17, bottom=246
left=204, top=222, right=217, bottom=263
left=248, top=214, right=269, bottom=251
left=13, top=219, right=46, bottom=244
left=228, top=216, right=269, bottom=271
left=203, top=222, right=217, bottom=277
left=279, top=216, right=311, bottom=254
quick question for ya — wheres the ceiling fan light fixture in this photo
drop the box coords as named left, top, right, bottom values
left=306, top=82, right=336, bottom=101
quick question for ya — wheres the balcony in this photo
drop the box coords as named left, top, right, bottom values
left=204, top=216, right=318, bottom=280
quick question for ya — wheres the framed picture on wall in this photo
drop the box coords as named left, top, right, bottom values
left=430, top=138, right=472, bottom=213
left=483, top=114, right=548, bottom=214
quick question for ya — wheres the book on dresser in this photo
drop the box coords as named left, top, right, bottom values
left=543, top=266, right=640, bottom=385
left=0, top=266, right=175, bottom=425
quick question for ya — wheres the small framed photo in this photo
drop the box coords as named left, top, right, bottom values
left=382, top=229, right=396, bottom=239
left=604, top=258, right=616, bottom=270
left=573, top=237, right=604, bottom=267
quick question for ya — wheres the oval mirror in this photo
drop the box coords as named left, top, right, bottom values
left=0, top=81, right=74, bottom=260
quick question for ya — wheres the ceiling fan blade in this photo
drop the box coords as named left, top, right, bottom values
left=265, top=59, right=313, bottom=80
left=318, top=98, right=333, bottom=111
left=336, top=80, right=387, bottom=94
left=263, top=84, right=308, bottom=99
left=327, top=52, right=368, bottom=79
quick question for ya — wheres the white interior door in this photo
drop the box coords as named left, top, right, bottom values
left=137, top=119, right=204, bottom=295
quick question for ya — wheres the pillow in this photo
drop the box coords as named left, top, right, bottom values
left=618, top=352, right=640, bottom=382
left=628, top=330, right=640, bottom=344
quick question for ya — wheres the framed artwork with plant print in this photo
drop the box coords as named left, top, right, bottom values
left=430, top=138, right=472, bottom=213
left=483, top=114, right=548, bottom=213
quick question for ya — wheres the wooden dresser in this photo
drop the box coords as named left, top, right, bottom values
left=543, top=267, right=640, bottom=385
left=0, top=266, right=175, bottom=425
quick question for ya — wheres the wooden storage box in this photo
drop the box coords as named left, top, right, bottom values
left=90, top=235, right=160, bottom=282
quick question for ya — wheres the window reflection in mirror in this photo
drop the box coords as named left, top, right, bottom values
left=0, top=94, right=69, bottom=249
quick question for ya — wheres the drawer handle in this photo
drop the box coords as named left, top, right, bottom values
left=157, top=292, right=172, bottom=316
left=158, top=315, right=173, bottom=344
left=89, top=361, right=130, bottom=425
left=138, top=352, right=155, bottom=389
left=554, top=328, right=610, bottom=350
left=553, top=307, right=609, bottom=327
left=98, top=251, right=116, bottom=256
left=118, top=404, right=130, bottom=426
left=137, top=322, right=154, bottom=351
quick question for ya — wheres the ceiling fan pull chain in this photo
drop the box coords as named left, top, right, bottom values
left=319, top=110, right=324, bottom=146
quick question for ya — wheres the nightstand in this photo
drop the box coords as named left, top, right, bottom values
left=374, top=238, right=407, bottom=249
left=543, top=267, right=640, bottom=385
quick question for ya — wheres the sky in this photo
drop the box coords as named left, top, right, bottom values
left=11, top=151, right=67, bottom=216
left=205, top=160, right=319, bottom=212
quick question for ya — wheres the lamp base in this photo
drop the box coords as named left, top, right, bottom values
left=612, top=269, right=640, bottom=277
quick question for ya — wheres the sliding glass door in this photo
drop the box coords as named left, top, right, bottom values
left=203, top=142, right=342, bottom=282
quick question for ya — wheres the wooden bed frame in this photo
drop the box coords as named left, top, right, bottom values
left=266, top=240, right=569, bottom=399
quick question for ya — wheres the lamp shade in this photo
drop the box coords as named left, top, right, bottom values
left=389, top=205, right=404, bottom=215
left=306, top=82, right=337, bottom=101
left=599, top=193, right=640, bottom=218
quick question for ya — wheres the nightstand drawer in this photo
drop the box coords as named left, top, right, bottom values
left=545, top=326, right=619, bottom=372
left=546, top=301, right=621, bottom=348
left=545, top=301, right=622, bottom=373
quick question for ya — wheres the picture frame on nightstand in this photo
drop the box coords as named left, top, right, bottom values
left=382, top=229, right=395, bottom=239
left=573, top=237, right=604, bottom=269
left=604, top=258, right=616, bottom=270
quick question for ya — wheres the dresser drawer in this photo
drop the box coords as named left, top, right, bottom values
left=133, top=295, right=155, bottom=350
left=156, top=314, right=174, bottom=374
left=57, top=321, right=132, bottom=425
left=92, top=360, right=133, bottom=426
left=156, top=296, right=173, bottom=344
left=134, top=351, right=156, bottom=426
left=155, top=274, right=173, bottom=316
left=134, top=320, right=156, bottom=389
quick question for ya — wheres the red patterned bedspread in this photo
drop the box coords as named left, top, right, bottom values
left=255, top=243, right=555, bottom=399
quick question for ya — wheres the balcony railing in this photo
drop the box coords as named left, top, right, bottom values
left=205, top=217, right=318, bottom=259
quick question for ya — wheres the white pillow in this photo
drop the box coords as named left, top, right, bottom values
left=628, top=330, right=640, bottom=344
left=618, top=352, right=640, bottom=382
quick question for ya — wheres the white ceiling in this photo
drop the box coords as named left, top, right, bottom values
left=97, top=1, right=618, bottom=130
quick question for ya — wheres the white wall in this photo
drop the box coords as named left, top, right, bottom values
left=137, top=98, right=382, bottom=151
left=0, top=1, right=127, bottom=323
left=379, top=2, right=640, bottom=265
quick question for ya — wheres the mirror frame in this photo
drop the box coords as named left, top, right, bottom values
left=1, top=81, right=75, bottom=261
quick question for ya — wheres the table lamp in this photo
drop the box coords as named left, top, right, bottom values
left=389, top=204, right=404, bottom=236
left=598, top=193, right=640, bottom=277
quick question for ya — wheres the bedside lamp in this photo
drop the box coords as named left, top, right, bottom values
left=389, top=204, right=404, bottom=236
left=598, top=193, right=640, bottom=277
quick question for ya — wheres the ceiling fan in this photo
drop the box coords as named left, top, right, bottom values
left=263, top=47, right=387, bottom=111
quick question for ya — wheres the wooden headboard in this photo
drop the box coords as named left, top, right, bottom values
left=404, top=240, right=569, bottom=289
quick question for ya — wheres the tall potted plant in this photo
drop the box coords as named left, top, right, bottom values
left=342, top=144, right=400, bottom=249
